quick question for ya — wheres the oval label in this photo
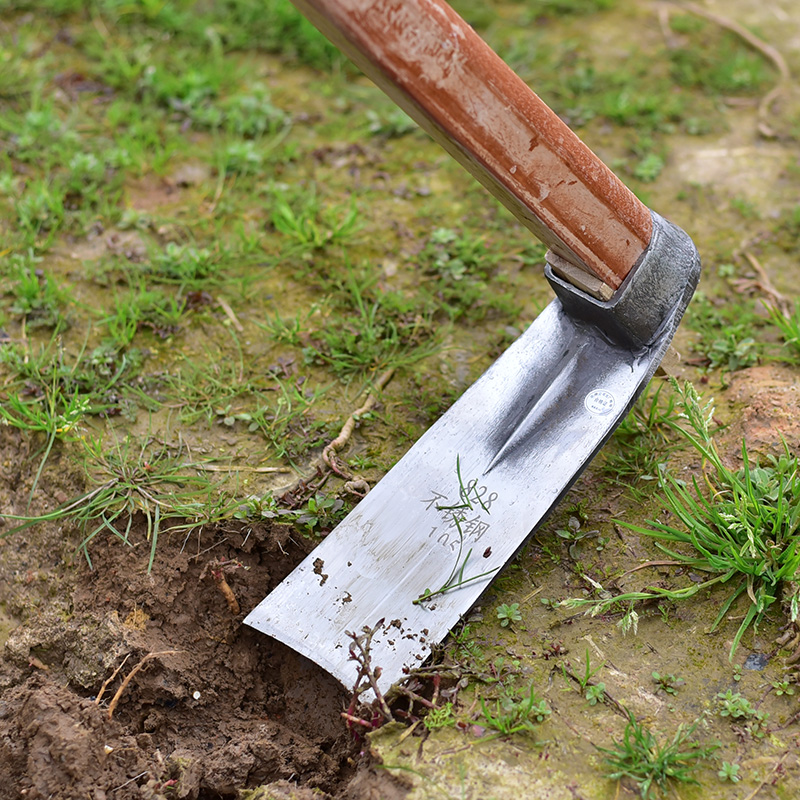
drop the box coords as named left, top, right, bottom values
left=584, top=389, right=615, bottom=416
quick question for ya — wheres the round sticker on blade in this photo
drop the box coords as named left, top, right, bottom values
left=584, top=389, right=615, bottom=416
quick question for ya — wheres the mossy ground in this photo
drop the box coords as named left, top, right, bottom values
left=1, top=0, right=800, bottom=798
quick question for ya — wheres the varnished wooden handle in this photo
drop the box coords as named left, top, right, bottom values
left=290, top=0, right=653, bottom=290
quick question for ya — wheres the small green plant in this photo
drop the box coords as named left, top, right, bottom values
left=480, top=683, right=550, bottom=736
left=716, top=690, right=768, bottom=737
left=565, top=380, right=800, bottom=657
left=271, top=186, right=360, bottom=254
left=585, top=683, right=606, bottom=706
left=718, top=761, right=741, bottom=783
left=602, top=382, right=678, bottom=490
left=423, top=702, right=455, bottom=731
left=771, top=679, right=795, bottom=697
left=575, top=646, right=604, bottom=691
left=633, top=153, right=665, bottom=183
left=686, top=293, right=762, bottom=372
left=0, top=381, right=89, bottom=507
left=294, top=493, right=347, bottom=536
left=3, top=249, right=69, bottom=327
left=496, top=602, right=522, bottom=627
left=0, top=434, right=237, bottom=572
left=601, top=711, right=717, bottom=799
left=769, top=300, right=800, bottom=362
left=418, top=227, right=511, bottom=320
left=365, top=107, right=417, bottom=138
left=299, top=275, right=439, bottom=378
left=652, top=672, right=684, bottom=696
left=149, top=243, right=218, bottom=286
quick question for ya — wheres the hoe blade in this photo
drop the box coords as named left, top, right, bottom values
left=244, top=245, right=694, bottom=692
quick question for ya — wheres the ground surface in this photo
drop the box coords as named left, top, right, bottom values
left=1, top=0, right=800, bottom=798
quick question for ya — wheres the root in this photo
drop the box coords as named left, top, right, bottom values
left=95, top=653, right=131, bottom=706
left=200, top=558, right=248, bottom=615
left=731, top=251, right=793, bottom=316
left=107, top=650, right=182, bottom=719
left=321, top=367, right=395, bottom=490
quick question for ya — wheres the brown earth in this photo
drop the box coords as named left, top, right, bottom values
left=0, top=437, right=407, bottom=799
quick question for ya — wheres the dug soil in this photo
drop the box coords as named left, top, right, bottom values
left=0, top=434, right=406, bottom=799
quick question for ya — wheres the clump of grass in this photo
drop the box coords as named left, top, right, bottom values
left=602, top=382, right=678, bottom=492
left=2, top=249, right=70, bottom=328
left=270, top=185, right=361, bottom=256
left=600, top=711, right=717, bottom=799
left=668, top=22, right=774, bottom=96
left=566, top=380, right=800, bottom=657
left=417, top=227, right=517, bottom=320
left=768, top=300, right=800, bottom=362
left=0, top=434, right=237, bottom=572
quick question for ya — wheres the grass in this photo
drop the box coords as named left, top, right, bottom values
left=566, top=381, right=800, bottom=657
left=0, top=0, right=795, bottom=796
left=601, top=382, right=679, bottom=492
left=0, top=433, right=238, bottom=572
left=600, top=712, right=717, bottom=799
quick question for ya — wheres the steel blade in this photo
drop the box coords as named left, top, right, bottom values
left=245, top=294, right=668, bottom=691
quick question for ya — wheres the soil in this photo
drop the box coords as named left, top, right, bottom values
left=0, top=427, right=407, bottom=799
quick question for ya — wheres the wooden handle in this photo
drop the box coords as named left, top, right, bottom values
left=290, top=0, right=652, bottom=290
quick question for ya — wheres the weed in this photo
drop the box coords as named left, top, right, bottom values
left=423, top=702, right=455, bottom=731
left=298, top=274, right=439, bottom=378
left=480, top=683, right=550, bottom=735
left=417, top=227, right=511, bottom=320
left=243, top=380, right=329, bottom=463
left=14, top=180, right=65, bottom=240
left=718, top=761, right=741, bottom=783
left=496, top=602, right=522, bottom=628
left=0, top=377, right=88, bottom=506
left=191, top=84, right=289, bottom=138
left=632, top=153, right=664, bottom=183
left=716, top=690, right=768, bottom=737
left=294, top=493, right=347, bottom=536
left=771, top=679, right=795, bottom=697
left=221, top=140, right=264, bottom=175
left=768, top=300, right=800, bottom=362
left=0, top=433, right=235, bottom=571
left=3, top=249, right=69, bottom=328
left=669, top=24, right=773, bottom=96
left=585, top=683, right=606, bottom=706
left=652, top=672, right=684, bottom=696
left=562, top=646, right=607, bottom=705
left=270, top=186, right=360, bottom=255
left=365, top=107, right=417, bottom=138
left=415, top=458, right=499, bottom=604
left=566, top=381, right=800, bottom=657
left=148, top=243, right=219, bottom=287
left=601, top=712, right=717, bottom=799
left=686, top=292, right=762, bottom=372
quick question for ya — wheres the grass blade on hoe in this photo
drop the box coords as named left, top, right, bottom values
left=244, top=0, right=701, bottom=694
